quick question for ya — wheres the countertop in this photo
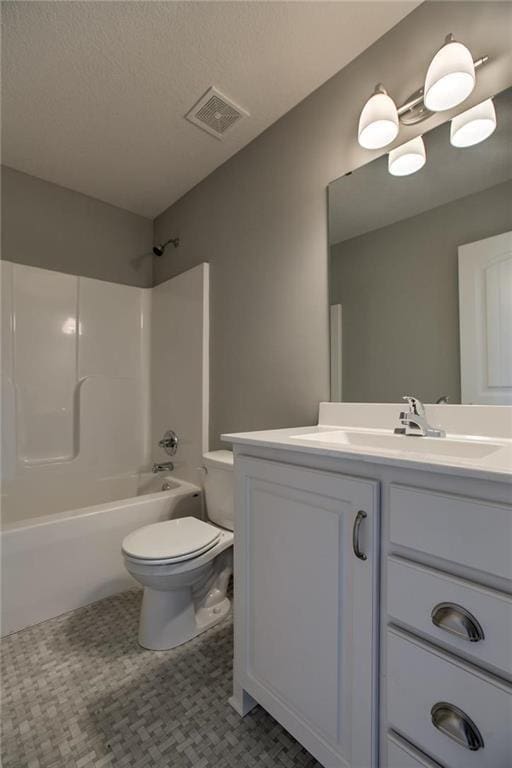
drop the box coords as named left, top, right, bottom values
left=222, top=423, right=512, bottom=483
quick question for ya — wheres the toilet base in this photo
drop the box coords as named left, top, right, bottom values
left=196, top=596, right=231, bottom=633
left=136, top=548, right=233, bottom=651
left=138, top=588, right=231, bottom=651
left=138, top=586, right=190, bottom=650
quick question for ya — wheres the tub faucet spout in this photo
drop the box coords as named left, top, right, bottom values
left=152, top=461, right=174, bottom=473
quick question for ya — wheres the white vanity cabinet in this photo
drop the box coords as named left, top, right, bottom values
left=232, top=456, right=379, bottom=768
left=225, top=405, right=512, bottom=768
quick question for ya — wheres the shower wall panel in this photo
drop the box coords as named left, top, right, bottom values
left=1, top=261, right=150, bottom=523
left=150, top=263, right=209, bottom=485
left=13, top=264, right=78, bottom=464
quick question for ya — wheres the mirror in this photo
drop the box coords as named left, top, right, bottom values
left=328, top=87, right=512, bottom=404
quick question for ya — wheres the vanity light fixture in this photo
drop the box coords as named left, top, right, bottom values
left=424, top=34, right=475, bottom=112
left=357, top=34, right=489, bottom=152
left=358, top=84, right=399, bottom=149
left=388, top=136, right=426, bottom=176
left=450, top=98, right=497, bottom=147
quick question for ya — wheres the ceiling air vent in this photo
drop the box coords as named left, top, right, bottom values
left=185, top=86, right=249, bottom=140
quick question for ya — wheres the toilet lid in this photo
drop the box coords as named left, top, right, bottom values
left=122, top=517, right=221, bottom=561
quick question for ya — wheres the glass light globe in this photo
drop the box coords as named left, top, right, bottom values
left=358, top=86, right=399, bottom=149
left=450, top=98, right=496, bottom=147
left=424, top=36, right=475, bottom=112
left=388, top=136, right=426, bottom=176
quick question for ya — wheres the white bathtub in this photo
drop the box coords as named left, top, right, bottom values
left=0, top=474, right=202, bottom=636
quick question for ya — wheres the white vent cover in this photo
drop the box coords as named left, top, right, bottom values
left=186, top=87, right=249, bottom=139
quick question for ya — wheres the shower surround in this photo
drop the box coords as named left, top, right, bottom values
left=0, top=261, right=209, bottom=634
left=1, top=262, right=150, bottom=522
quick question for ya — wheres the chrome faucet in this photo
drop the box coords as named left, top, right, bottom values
left=394, top=396, right=446, bottom=438
left=152, top=461, right=174, bottom=473
left=159, top=430, right=178, bottom=456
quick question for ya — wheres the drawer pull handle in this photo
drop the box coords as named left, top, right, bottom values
left=431, top=603, right=484, bottom=643
left=431, top=702, right=484, bottom=751
left=352, top=510, right=367, bottom=561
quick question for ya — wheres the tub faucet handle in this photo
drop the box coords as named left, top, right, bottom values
left=159, top=430, right=179, bottom=456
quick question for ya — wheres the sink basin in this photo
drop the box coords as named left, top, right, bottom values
left=290, top=429, right=502, bottom=460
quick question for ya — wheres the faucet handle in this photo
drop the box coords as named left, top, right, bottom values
left=402, top=395, right=425, bottom=416
left=159, top=429, right=179, bottom=456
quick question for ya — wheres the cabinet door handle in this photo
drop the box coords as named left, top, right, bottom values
left=431, top=603, right=485, bottom=643
left=431, top=702, right=484, bottom=751
left=352, top=510, right=367, bottom=561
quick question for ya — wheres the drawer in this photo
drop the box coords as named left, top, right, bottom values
left=387, top=627, right=512, bottom=768
left=387, top=732, right=443, bottom=768
left=387, top=556, right=512, bottom=679
left=389, top=484, right=512, bottom=582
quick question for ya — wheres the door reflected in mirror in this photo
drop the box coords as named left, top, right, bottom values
left=328, top=87, right=512, bottom=404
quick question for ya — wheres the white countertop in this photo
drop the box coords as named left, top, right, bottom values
left=222, top=403, right=512, bottom=482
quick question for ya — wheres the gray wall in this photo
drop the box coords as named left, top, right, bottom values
left=153, top=2, right=512, bottom=446
left=3, top=3, right=511, bottom=445
left=330, top=180, right=512, bottom=404
left=1, top=166, right=153, bottom=287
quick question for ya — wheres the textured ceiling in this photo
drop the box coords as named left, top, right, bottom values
left=2, top=1, right=418, bottom=218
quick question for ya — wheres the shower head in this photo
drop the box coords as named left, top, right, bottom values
left=152, top=237, right=180, bottom=256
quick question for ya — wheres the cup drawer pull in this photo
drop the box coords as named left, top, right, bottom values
left=431, top=602, right=484, bottom=642
left=431, top=702, right=484, bottom=751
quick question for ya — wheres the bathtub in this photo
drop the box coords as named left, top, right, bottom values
left=0, top=474, right=202, bottom=636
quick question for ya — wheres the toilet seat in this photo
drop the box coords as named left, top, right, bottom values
left=122, top=517, right=221, bottom=564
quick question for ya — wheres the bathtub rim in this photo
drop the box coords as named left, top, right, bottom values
left=0, top=476, right=202, bottom=533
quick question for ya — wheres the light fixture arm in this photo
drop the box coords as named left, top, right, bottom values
left=373, top=83, right=388, bottom=96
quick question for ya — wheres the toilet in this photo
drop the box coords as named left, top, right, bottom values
left=122, top=450, right=234, bottom=650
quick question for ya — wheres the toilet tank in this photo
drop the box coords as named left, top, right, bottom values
left=202, top=450, right=234, bottom=531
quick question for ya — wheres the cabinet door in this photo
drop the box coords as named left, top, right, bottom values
left=234, top=456, right=379, bottom=768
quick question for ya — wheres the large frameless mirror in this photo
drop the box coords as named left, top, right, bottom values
left=328, top=87, right=512, bottom=405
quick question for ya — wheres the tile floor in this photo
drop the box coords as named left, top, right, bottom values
left=1, top=590, right=320, bottom=768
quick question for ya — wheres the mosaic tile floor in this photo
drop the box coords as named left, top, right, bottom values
left=1, top=590, right=320, bottom=768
